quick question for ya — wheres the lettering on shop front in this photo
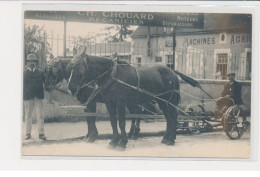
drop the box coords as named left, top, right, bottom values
left=183, top=37, right=216, bottom=46
left=25, top=11, right=204, bottom=29
left=230, top=35, right=251, bottom=44
left=184, top=34, right=251, bottom=46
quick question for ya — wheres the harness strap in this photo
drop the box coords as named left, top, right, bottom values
left=83, top=87, right=101, bottom=107
left=79, top=68, right=113, bottom=91
left=112, top=77, right=189, bottom=116
left=138, top=105, right=157, bottom=115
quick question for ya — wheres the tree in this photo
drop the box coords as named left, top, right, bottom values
left=24, top=24, right=51, bottom=68
left=112, top=25, right=134, bottom=42
left=118, top=25, right=133, bottom=41
left=103, top=25, right=134, bottom=42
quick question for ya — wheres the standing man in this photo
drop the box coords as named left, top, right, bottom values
left=23, top=54, right=46, bottom=140
left=216, top=73, right=243, bottom=118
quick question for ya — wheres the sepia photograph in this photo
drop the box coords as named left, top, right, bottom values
left=22, top=8, right=252, bottom=158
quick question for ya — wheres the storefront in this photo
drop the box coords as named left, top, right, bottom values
left=130, top=14, right=252, bottom=80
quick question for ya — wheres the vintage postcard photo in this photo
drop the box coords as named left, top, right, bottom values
left=22, top=6, right=252, bottom=158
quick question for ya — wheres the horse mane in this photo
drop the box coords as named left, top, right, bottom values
left=70, top=54, right=87, bottom=68
left=85, top=55, right=114, bottom=70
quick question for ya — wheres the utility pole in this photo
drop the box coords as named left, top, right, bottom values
left=63, top=20, right=67, bottom=58
left=147, top=26, right=151, bottom=57
left=172, top=28, right=176, bottom=70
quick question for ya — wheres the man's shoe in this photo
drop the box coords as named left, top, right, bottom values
left=39, top=134, right=46, bottom=141
left=25, top=134, right=31, bottom=140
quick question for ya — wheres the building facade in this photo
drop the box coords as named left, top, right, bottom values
left=130, top=14, right=252, bottom=80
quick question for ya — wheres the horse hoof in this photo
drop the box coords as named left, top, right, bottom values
left=118, top=138, right=128, bottom=147
left=108, top=142, right=117, bottom=149
left=161, top=138, right=167, bottom=144
left=165, top=140, right=175, bottom=146
left=108, top=138, right=120, bottom=149
left=84, top=134, right=89, bottom=141
left=87, top=137, right=96, bottom=143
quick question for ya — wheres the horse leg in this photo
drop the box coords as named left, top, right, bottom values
left=84, top=118, right=91, bottom=140
left=106, top=102, right=120, bottom=148
left=117, top=101, right=128, bottom=149
left=128, top=119, right=136, bottom=138
left=87, top=117, right=98, bottom=143
left=127, top=104, right=141, bottom=139
left=166, top=107, right=178, bottom=145
left=158, top=102, right=171, bottom=144
left=87, top=102, right=98, bottom=143
left=133, top=118, right=141, bottom=140
left=160, top=103, right=177, bottom=145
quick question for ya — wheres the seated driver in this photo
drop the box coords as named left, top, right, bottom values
left=216, top=73, right=243, bottom=118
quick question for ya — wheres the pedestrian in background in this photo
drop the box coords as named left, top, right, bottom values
left=23, top=54, right=46, bottom=140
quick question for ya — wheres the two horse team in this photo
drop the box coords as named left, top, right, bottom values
left=39, top=45, right=249, bottom=149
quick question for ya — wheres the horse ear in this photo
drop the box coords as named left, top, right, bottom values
left=78, top=45, right=86, bottom=56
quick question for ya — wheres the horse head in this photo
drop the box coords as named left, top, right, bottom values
left=67, top=46, right=88, bottom=96
left=44, top=58, right=65, bottom=91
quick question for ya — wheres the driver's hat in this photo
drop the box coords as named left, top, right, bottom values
left=227, top=73, right=235, bottom=78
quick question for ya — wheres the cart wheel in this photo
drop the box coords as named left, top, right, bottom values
left=223, top=106, right=245, bottom=140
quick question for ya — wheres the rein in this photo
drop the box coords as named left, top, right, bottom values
left=68, top=55, right=89, bottom=95
left=70, top=56, right=115, bottom=106
left=73, top=57, right=122, bottom=99
left=78, top=67, right=113, bottom=91
left=76, top=68, right=114, bottom=107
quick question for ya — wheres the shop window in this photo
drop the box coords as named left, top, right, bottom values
left=216, top=53, right=228, bottom=79
left=166, top=55, right=174, bottom=69
left=155, top=57, right=162, bottom=62
left=119, top=55, right=131, bottom=63
left=136, top=57, right=142, bottom=66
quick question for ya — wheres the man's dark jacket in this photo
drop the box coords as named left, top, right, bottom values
left=221, top=81, right=243, bottom=105
left=23, top=68, right=45, bottom=100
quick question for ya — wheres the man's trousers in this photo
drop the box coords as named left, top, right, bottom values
left=24, top=97, right=44, bottom=135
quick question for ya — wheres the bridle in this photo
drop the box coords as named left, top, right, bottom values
left=68, top=55, right=117, bottom=99
left=68, top=55, right=90, bottom=95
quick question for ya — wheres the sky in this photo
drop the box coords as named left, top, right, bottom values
left=25, top=19, right=119, bottom=37
left=24, top=19, right=137, bottom=57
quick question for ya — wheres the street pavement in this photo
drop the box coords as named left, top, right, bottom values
left=22, top=120, right=250, bottom=158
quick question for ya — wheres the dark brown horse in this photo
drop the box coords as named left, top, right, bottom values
left=67, top=46, right=180, bottom=149
left=45, top=58, right=100, bottom=142
left=44, top=57, right=159, bottom=142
